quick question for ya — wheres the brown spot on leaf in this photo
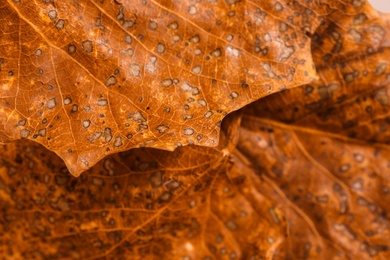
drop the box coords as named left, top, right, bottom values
left=82, top=40, right=93, bottom=53
left=105, top=76, right=117, bottom=87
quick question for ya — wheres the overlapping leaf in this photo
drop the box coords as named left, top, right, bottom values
left=1, top=112, right=389, bottom=259
left=245, top=1, right=390, bottom=143
left=0, top=0, right=323, bottom=175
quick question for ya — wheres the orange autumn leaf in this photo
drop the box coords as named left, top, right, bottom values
left=1, top=109, right=389, bottom=259
left=0, top=0, right=389, bottom=259
left=0, top=0, right=321, bottom=176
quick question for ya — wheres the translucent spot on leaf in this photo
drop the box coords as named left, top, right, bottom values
left=161, top=78, right=173, bottom=87
left=198, top=99, right=207, bottom=107
left=333, top=223, right=356, bottom=240
left=159, top=192, right=172, bottom=203
left=348, top=29, right=362, bottom=42
left=226, top=46, right=241, bottom=57
left=204, top=110, right=213, bottom=118
left=210, top=48, right=222, bottom=57
left=68, top=44, right=76, bottom=55
left=120, top=48, right=134, bottom=56
left=191, top=87, right=200, bottom=95
left=122, top=19, right=135, bottom=29
left=35, top=49, right=42, bottom=56
left=191, top=65, right=202, bottom=74
left=182, top=114, right=193, bottom=120
left=145, top=56, right=157, bottom=73
left=168, top=21, right=179, bottom=30
left=354, top=13, right=367, bottom=25
left=274, top=2, right=283, bottom=11
left=351, top=178, right=364, bottom=191
left=92, top=177, right=104, bottom=186
left=228, top=91, right=239, bottom=99
left=353, top=153, right=364, bottom=163
left=150, top=171, right=163, bottom=188
left=156, top=125, right=169, bottom=133
left=189, top=35, right=200, bottom=44
left=226, top=34, right=234, bottom=42
left=116, top=5, right=124, bottom=20
left=88, top=131, right=102, bottom=143
left=374, top=88, right=389, bottom=105
left=104, top=127, right=113, bottom=142
left=277, top=41, right=295, bottom=61
left=339, top=164, right=350, bottom=173
left=124, top=34, right=132, bottom=44
left=165, top=180, right=180, bottom=191
left=189, top=200, right=196, bottom=208
left=55, top=19, right=65, bottom=30
left=149, top=20, right=158, bottom=30
left=17, top=119, right=26, bottom=126
left=128, top=111, right=147, bottom=123
left=46, top=98, right=57, bottom=109
left=156, top=42, right=166, bottom=54
left=82, top=40, right=93, bottom=53
left=114, top=136, right=123, bottom=147
left=83, top=105, right=91, bottom=112
left=48, top=10, right=57, bottom=20
left=188, top=5, right=198, bottom=15
left=38, top=128, right=46, bottom=137
left=97, top=99, right=108, bottom=107
left=105, top=75, right=117, bottom=87
left=183, top=127, right=194, bottom=136
left=279, top=21, right=288, bottom=32
left=228, top=11, right=235, bottom=17
left=263, top=33, right=271, bottom=43
left=194, top=48, right=202, bottom=56
left=180, top=83, right=193, bottom=92
left=82, top=120, right=91, bottom=129
left=71, top=104, right=78, bottom=113
left=63, top=97, right=72, bottom=105
left=20, top=129, right=30, bottom=138
left=343, top=73, right=355, bottom=83
left=130, top=63, right=141, bottom=77
left=225, top=220, right=238, bottom=231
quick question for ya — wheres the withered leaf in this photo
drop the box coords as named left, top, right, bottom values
left=1, top=112, right=389, bottom=259
left=245, top=1, right=390, bottom=144
left=0, top=0, right=321, bottom=176
left=0, top=0, right=389, bottom=259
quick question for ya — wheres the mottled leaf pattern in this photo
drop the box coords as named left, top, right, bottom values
left=0, top=0, right=390, bottom=259
left=0, top=0, right=321, bottom=175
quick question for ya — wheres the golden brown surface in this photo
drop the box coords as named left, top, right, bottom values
left=1, top=109, right=389, bottom=259
left=0, top=0, right=322, bottom=175
left=0, top=0, right=389, bottom=259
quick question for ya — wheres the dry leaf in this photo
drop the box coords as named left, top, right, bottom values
left=1, top=112, right=389, bottom=259
left=245, top=1, right=390, bottom=143
left=0, top=0, right=389, bottom=259
left=0, top=0, right=321, bottom=175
